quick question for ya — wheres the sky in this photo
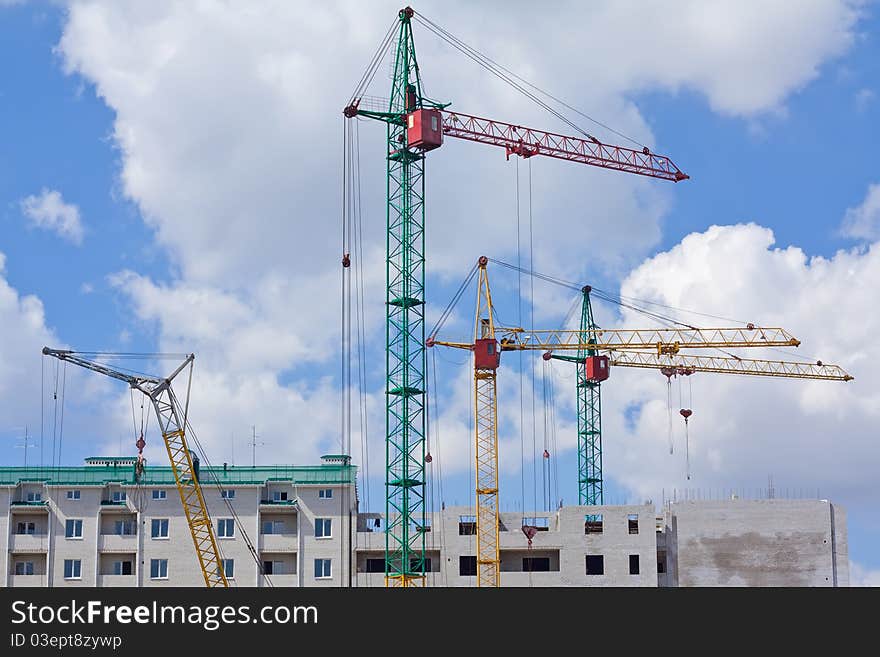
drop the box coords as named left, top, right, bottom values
left=0, top=0, right=878, bottom=584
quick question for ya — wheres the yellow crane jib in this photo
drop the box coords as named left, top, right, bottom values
left=40, top=347, right=229, bottom=588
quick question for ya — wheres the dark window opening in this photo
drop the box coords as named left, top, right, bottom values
left=586, top=555, right=604, bottom=575
left=365, top=558, right=385, bottom=574
left=584, top=514, right=603, bottom=534
left=459, top=515, right=476, bottom=536
left=628, top=514, right=639, bottom=535
left=658, top=559, right=666, bottom=574
left=459, top=556, right=477, bottom=576
left=410, top=558, right=432, bottom=572
left=629, top=554, right=640, bottom=575
left=522, top=557, right=550, bottom=572
left=262, top=561, right=273, bottom=575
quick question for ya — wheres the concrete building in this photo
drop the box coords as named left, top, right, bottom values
left=1, top=455, right=357, bottom=588
left=1, top=457, right=848, bottom=587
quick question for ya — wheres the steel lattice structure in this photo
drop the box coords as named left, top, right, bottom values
left=41, top=348, right=228, bottom=588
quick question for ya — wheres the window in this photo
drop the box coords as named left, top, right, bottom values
left=272, top=491, right=288, bottom=502
left=113, top=561, right=133, bottom=576
left=318, top=488, right=333, bottom=499
left=263, top=561, right=284, bottom=575
left=221, top=559, right=234, bottom=579
left=15, top=562, right=34, bottom=575
left=314, top=559, right=332, bottom=579
left=585, top=514, right=603, bottom=534
left=114, top=520, right=136, bottom=536
left=150, top=559, right=168, bottom=579
left=522, top=557, right=551, bottom=572
left=151, top=519, right=169, bottom=539
left=315, top=518, right=332, bottom=538
left=16, top=521, right=36, bottom=535
left=628, top=514, right=639, bottom=535
left=629, top=554, right=640, bottom=575
left=262, top=520, right=285, bottom=535
left=658, top=552, right=667, bottom=575
left=66, top=490, right=81, bottom=500
left=522, top=517, right=550, bottom=532
left=431, top=115, right=439, bottom=131
left=151, top=490, right=166, bottom=500
left=365, top=558, right=385, bottom=574
left=217, top=518, right=235, bottom=538
left=458, top=515, right=476, bottom=536
left=65, top=519, right=83, bottom=539
left=64, top=559, right=82, bottom=579
left=459, top=556, right=477, bottom=577
left=586, top=555, right=604, bottom=575
left=26, top=492, right=42, bottom=502
left=410, top=558, right=432, bottom=572
left=221, top=489, right=235, bottom=499
left=112, top=491, right=127, bottom=503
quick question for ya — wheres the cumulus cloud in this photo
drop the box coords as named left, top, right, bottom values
left=851, top=561, right=880, bottom=586
left=600, top=224, right=878, bottom=509
left=19, top=188, right=85, bottom=245
left=51, top=0, right=867, bottom=474
left=841, top=183, right=880, bottom=241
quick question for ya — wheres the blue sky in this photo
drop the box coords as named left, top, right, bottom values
left=1, top=1, right=878, bottom=582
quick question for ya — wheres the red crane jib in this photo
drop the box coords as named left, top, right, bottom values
left=421, top=109, right=688, bottom=182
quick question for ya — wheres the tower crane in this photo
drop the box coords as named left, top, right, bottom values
left=429, top=259, right=852, bottom=585
left=343, top=6, right=688, bottom=587
left=492, top=283, right=852, bottom=501
left=41, top=348, right=228, bottom=588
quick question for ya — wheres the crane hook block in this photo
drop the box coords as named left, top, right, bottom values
left=680, top=408, right=693, bottom=420
left=342, top=253, right=351, bottom=268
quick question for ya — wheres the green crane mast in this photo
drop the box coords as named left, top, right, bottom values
left=344, top=7, right=447, bottom=586
left=547, top=287, right=603, bottom=505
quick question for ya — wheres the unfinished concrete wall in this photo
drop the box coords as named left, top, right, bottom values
left=668, top=499, right=842, bottom=587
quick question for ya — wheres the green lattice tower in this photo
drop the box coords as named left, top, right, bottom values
left=550, top=286, right=603, bottom=506
left=348, top=7, right=447, bottom=585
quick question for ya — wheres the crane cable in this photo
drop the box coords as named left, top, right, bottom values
left=347, top=18, right=398, bottom=107
left=412, top=11, right=646, bottom=149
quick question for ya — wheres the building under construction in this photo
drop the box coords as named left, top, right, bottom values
left=1, top=456, right=848, bottom=587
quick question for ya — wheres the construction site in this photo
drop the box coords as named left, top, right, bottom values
left=1, top=6, right=862, bottom=590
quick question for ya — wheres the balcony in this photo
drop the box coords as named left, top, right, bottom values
left=260, top=574, right=297, bottom=587
left=98, top=534, right=138, bottom=552
left=260, top=534, right=297, bottom=552
left=10, top=534, right=48, bottom=552
left=10, top=574, right=46, bottom=587
left=10, top=501, right=49, bottom=511
left=259, top=500, right=298, bottom=511
left=99, top=500, right=132, bottom=512
left=98, top=574, right=136, bottom=587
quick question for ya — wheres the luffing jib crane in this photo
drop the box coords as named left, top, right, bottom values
left=42, top=348, right=228, bottom=588
left=344, top=6, right=688, bottom=587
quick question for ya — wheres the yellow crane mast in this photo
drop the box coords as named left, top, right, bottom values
left=429, top=258, right=852, bottom=587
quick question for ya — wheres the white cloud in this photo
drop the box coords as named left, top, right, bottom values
left=52, top=0, right=866, bottom=471
left=851, top=561, right=880, bottom=586
left=841, top=183, right=880, bottom=240
left=601, top=224, right=878, bottom=509
left=19, top=188, right=84, bottom=245
left=855, top=87, right=875, bottom=111
left=0, top=252, right=117, bottom=466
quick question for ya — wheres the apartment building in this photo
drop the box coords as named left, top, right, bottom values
left=2, top=456, right=848, bottom=587
left=1, top=455, right=357, bottom=587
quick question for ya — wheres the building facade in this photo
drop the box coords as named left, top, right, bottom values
left=2, top=457, right=848, bottom=587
